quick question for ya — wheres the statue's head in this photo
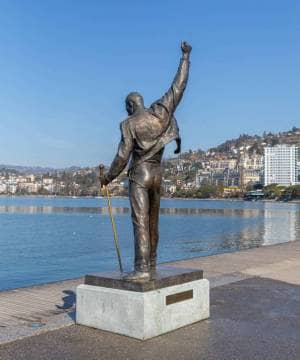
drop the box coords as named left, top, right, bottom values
left=125, top=92, right=144, bottom=115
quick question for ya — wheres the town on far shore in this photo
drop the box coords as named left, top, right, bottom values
left=2, top=126, right=300, bottom=201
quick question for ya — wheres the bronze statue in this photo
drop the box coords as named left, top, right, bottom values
left=100, top=41, right=192, bottom=280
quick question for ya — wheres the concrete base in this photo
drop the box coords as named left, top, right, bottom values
left=76, top=278, right=209, bottom=340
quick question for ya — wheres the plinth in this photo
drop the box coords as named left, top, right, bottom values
left=76, top=266, right=209, bottom=340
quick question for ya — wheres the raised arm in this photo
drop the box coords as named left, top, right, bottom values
left=100, top=121, right=133, bottom=187
left=151, top=41, right=192, bottom=119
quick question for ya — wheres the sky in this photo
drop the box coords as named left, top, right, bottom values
left=0, top=0, right=299, bottom=167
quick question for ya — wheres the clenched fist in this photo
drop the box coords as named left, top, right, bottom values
left=181, top=41, right=192, bottom=55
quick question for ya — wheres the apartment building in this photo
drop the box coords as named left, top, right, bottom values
left=264, top=145, right=300, bottom=186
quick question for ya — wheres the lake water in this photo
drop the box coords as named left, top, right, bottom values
left=0, top=196, right=299, bottom=291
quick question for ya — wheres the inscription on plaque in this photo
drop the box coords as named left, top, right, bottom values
left=166, top=289, right=193, bottom=305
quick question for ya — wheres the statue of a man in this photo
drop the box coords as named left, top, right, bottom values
left=100, top=41, right=192, bottom=280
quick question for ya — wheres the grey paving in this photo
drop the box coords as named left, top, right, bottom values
left=0, top=279, right=79, bottom=344
left=169, top=240, right=300, bottom=285
left=0, top=240, right=299, bottom=352
left=0, top=279, right=80, bottom=328
left=1, top=277, right=299, bottom=360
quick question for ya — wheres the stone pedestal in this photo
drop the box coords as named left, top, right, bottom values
left=76, top=267, right=209, bottom=340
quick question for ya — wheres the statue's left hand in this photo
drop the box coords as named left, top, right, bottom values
left=181, top=41, right=192, bottom=54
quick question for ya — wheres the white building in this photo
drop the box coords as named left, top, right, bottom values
left=264, top=145, right=300, bottom=186
left=0, top=183, right=7, bottom=193
left=195, top=170, right=211, bottom=187
left=209, top=159, right=237, bottom=171
left=43, top=178, right=53, bottom=185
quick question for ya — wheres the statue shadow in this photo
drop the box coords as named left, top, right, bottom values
left=56, top=290, right=76, bottom=321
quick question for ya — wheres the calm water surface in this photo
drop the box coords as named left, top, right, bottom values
left=0, top=196, right=299, bottom=291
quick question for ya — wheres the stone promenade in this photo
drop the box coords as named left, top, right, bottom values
left=0, top=240, right=300, bottom=359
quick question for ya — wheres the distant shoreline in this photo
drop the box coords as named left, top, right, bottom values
left=1, top=194, right=300, bottom=203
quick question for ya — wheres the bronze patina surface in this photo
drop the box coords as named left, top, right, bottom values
left=84, top=266, right=203, bottom=292
left=100, top=42, right=192, bottom=280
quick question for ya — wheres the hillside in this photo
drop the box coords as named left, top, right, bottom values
left=208, top=127, right=300, bottom=157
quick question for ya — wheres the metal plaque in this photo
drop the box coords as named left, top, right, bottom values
left=166, top=289, right=193, bottom=305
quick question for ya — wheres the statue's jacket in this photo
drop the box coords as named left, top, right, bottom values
left=106, top=56, right=190, bottom=183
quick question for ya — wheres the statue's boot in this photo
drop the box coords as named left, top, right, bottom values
left=122, top=270, right=151, bottom=281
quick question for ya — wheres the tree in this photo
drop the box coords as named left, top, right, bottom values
left=263, top=184, right=286, bottom=199
left=282, top=185, right=300, bottom=199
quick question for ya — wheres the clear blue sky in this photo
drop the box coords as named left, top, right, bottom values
left=0, top=0, right=299, bottom=167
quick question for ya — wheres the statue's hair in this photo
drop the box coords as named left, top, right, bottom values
left=125, top=92, right=144, bottom=106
